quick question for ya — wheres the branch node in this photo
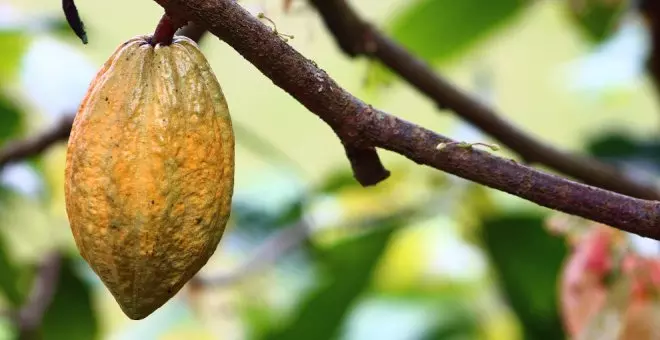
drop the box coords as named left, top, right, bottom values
left=257, top=13, right=295, bottom=42
left=436, top=141, right=500, bottom=152
left=343, top=144, right=390, bottom=186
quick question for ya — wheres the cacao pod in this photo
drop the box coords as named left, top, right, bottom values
left=64, top=35, right=235, bottom=320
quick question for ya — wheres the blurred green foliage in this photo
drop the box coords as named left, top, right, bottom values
left=0, top=232, right=28, bottom=308
left=40, top=257, right=98, bottom=340
left=265, top=223, right=396, bottom=340
left=587, top=131, right=660, bottom=171
left=481, top=213, right=567, bottom=340
left=0, top=32, right=29, bottom=82
left=420, top=298, right=480, bottom=340
left=367, top=0, right=529, bottom=87
left=0, top=94, right=23, bottom=146
left=565, top=0, right=629, bottom=43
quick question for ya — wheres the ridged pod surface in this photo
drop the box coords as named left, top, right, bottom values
left=64, top=35, right=234, bottom=320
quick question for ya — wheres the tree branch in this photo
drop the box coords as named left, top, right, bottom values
left=0, top=116, right=73, bottom=170
left=150, top=0, right=660, bottom=240
left=15, top=252, right=61, bottom=340
left=177, top=21, right=207, bottom=43
left=4, top=2, right=660, bottom=239
left=307, top=0, right=660, bottom=201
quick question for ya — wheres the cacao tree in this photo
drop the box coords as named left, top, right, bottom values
left=0, top=0, right=659, bottom=339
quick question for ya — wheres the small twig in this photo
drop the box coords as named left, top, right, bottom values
left=15, top=252, right=62, bottom=340
left=342, top=144, right=390, bottom=186
left=62, top=0, right=87, bottom=44
left=257, top=13, right=295, bottom=41
left=436, top=141, right=500, bottom=152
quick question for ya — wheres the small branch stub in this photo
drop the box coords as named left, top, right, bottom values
left=62, top=0, right=87, bottom=44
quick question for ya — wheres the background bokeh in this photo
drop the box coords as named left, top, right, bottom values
left=1, top=0, right=659, bottom=339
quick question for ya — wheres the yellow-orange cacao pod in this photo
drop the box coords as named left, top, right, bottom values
left=64, top=35, right=234, bottom=320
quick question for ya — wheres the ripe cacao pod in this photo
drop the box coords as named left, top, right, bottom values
left=64, top=35, right=235, bottom=320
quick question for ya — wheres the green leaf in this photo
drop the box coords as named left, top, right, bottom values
left=0, top=31, right=29, bottom=82
left=0, top=231, right=27, bottom=307
left=274, top=199, right=304, bottom=227
left=565, top=0, right=628, bottom=43
left=316, top=169, right=359, bottom=194
left=0, top=17, right=77, bottom=81
left=480, top=212, right=567, bottom=340
left=241, top=299, right=276, bottom=340
left=585, top=131, right=660, bottom=174
left=0, top=94, right=23, bottom=145
left=587, top=132, right=640, bottom=159
left=40, top=256, right=98, bottom=340
left=420, top=299, right=480, bottom=340
left=264, top=223, right=397, bottom=340
left=367, top=0, right=529, bottom=87
left=0, top=185, right=11, bottom=202
left=232, top=195, right=305, bottom=234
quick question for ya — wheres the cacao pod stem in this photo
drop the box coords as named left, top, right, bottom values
left=151, top=13, right=188, bottom=46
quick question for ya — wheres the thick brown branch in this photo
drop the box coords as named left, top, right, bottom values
left=152, top=0, right=660, bottom=240
left=176, top=21, right=207, bottom=42
left=308, top=0, right=660, bottom=201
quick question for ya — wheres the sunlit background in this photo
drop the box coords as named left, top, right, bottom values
left=1, top=0, right=659, bottom=339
